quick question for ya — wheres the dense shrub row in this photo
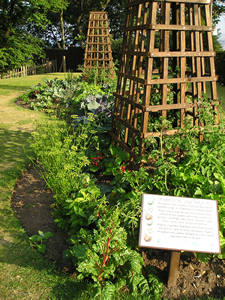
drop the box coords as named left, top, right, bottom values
left=19, top=75, right=225, bottom=299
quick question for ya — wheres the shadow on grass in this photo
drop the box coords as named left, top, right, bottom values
left=0, top=239, right=85, bottom=299
left=0, top=127, right=32, bottom=166
left=0, top=128, right=33, bottom=242
left=0, top=84, right=31, bottom=92
left=0, top=127, right=86, bottom=299
left=0, top=238, right=86, bottom=299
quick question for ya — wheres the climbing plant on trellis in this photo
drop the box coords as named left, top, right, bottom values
left=84, top=11, right=114, bottom=73
left=112, top=0, right=219, bottom=162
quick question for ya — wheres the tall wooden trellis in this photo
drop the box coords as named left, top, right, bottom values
left=84, top=11, right=114, bottom=72
left=113, top=0, right=219, bottom=161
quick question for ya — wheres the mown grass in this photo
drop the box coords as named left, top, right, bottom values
left=0, top=129, right=83, bottom=299
left=217, top=84, right=225, bottom=111
left=0, top=73, right=86, bottom=300
left=0, top=73, right=81, bottom=96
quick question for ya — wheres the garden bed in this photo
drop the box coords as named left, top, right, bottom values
left=13, top=75, right=225, bottom=299
left=11, top=166, right=225, bottom=299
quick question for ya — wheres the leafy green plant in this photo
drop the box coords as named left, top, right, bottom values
left=30, top=119, right=163, bottom=298
left=29, top=79, right=225, bottom=298
left=78, top=65, right=116, bottom=86
left=70, top=208, right=162, bottom=299
left=17, top=75, right=116, bottom=126
left=30, top=115, right=99, bottom=227
left=29, top=230, right=53, bottom=254
left=103, top=144, right=130, bottom=176
left=17, top=92, right=30, bottom=103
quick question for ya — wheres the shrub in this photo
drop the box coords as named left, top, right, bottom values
left=30, top=118, right=163, bottom=298
left=28, top=75, right=225, bottom=297
left=17, top=75, right=116, bottom=126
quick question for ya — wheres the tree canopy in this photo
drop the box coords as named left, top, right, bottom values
left=0, top=0, right=68, bottom=72
left=0, top=0, right=224, bottom=73
left=213, top=0, right=225, bottom=25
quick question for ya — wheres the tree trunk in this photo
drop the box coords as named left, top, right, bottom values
left=60, top=10, right=66, bottom=72
left=77, top=15, right=85, bottom=48
left=101, top=0, right=112, bottom=10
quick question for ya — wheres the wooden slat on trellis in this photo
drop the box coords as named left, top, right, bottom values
left=113, top=0, right=219, bottom=161
left=84, top=11, right=114, bottom=72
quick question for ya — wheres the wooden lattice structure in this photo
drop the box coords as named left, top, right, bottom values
left=113, top=0, right=219, bottom=161
left=84, top=11, right=114, bottom=72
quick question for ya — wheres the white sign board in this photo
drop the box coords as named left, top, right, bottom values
left=139, top=194, right=220, bottom=254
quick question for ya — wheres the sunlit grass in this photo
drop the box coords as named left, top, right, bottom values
left=0, top=72, right=81, bottom=95
left=0, top=73, right=84, bottom=299
left=217, top=84, right=225, bottom=111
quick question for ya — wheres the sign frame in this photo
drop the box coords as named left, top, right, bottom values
left=139, top=194, right=221, bottom=254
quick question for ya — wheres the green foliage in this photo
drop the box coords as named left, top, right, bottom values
left=18, top=76, right=116, bottom=124
left=0, top=33, right=45, bottom=73
left=215, top=51, right=225, bottom=85
left=103, top=144, right=130, bottom=176
left=31, top=117, right=96, bottom=202
left=213, top=34, right=224, bottom=52
left=30, top=118, right=162, bottom=298
left=212, top=0, right=225, bottom=25
left=29, top=230, right=53, bottom=254
left=29, top=77, right=225, bottom=298
left=79, top=65, right=116, bottom=86
left=70, top=208, right=153, bottom=298
left=111, top=38, right=123, bottom=67
left=0, top=0, right=64, bottom=73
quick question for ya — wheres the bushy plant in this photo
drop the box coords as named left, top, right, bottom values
left=70, top=208, right=160, bottom=299
left=18, top=75, right=116, bottom=128
left=28, top=74, right=225, bottom=298
left=30, top=118, right=163, bottom=298
left=78, top=65, right=116, bottom=86
left=141, top=105, right=225, bottom=260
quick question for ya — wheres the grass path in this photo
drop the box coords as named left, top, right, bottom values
left=0, top=74, right=81, bottom=300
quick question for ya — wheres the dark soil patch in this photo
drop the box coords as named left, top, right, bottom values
left=143, top=250, right=225, bottom=299
left=15, top=98, right=32, bottom=110
left=11, top=166, right=71, bottom=271
left=11, top=167, right=225, bottom=299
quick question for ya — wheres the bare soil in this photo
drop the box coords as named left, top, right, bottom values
left=11, top=166, right=71, bottom=271
left=11, top=166, right=225, bottom=299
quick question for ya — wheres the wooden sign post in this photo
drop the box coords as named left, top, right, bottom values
left=139, top=194, right=221, bottom=287
left=168, top=251, right=181, bottom=287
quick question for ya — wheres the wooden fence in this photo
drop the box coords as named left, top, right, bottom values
left=0, top=60, right=57, bottom=79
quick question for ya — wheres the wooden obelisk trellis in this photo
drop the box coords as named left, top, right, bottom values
left=84, top=11, right=114, bottom=73
left=113, top=0, right=219, bottom=161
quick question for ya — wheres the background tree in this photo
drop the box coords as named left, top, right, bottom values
left=0, top=0, right=224, bottom=73
left=213, top=0, right=225, bottom=25
left=0, top=0, right=68, bottom=73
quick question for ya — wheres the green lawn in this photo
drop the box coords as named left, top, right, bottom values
left=0, top=73, right=81, bottom=95
left=0, top=73, right=85, bottom=300
left=217, top=83, right=225, bottom=110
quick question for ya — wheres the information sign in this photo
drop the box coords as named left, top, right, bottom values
left=139, top=194, right=220, bottom=254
